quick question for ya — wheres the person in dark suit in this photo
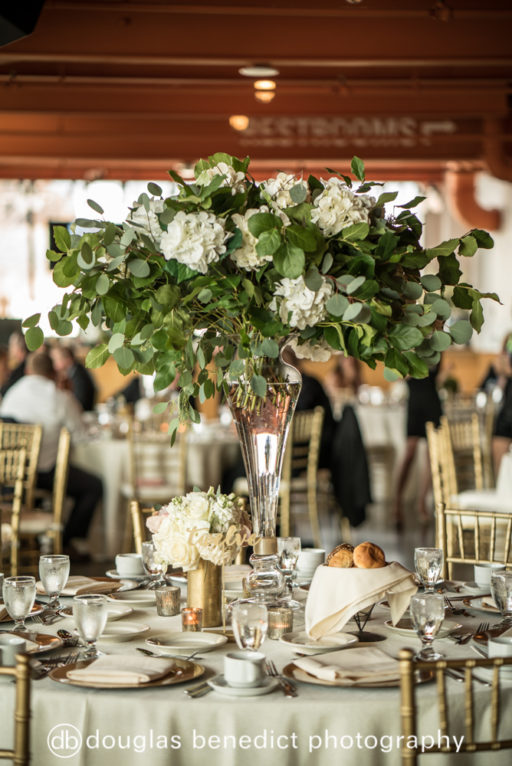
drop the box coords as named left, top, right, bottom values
left=0, top=331, right=27, bottom=397
left=50, top=344, right=97, bottom=411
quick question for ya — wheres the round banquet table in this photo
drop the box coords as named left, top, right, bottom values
left=2, top=589, right=511, bottom=766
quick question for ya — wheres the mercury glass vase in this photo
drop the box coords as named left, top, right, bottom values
left=226, top=356, right=301, bottom=555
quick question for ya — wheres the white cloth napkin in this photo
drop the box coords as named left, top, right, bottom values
left=482, top=596, right=500, bottom=611
left=37, top=576, right=121, bottom=597
left=294, top=647, right=399, bottom=684
left=67, top=654, right=177, bottom=684
left=305, top=561, right=417, bottom=639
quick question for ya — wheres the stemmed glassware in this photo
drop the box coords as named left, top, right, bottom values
left=490, top=571, right=512, bottom=622
left=414, top=547, right=444, bottom=592
left=141, top=541, right=168, bottom=589
left=2, top=576, right=36, bottom=633
left=73, top=594, right=108, bottom=660
left=231, top=602, right=268, bottom=652
left=410, top=593, right=445, bottom=661
left=277, top=536, right=301, bottom=608
left=39, top=554, right=70, bottom=613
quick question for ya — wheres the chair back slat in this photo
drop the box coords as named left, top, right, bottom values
left=0, top=423, right=42, bottom=511
left=0, top=447, right=28, bottom=576
left=0, top=653, right=31, bottom=765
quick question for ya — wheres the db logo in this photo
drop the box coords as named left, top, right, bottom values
left=47, top=724, right=82, bottom=758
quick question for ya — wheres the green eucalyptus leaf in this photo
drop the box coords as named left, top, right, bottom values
left=343, top=303, right=364, bottom=322
left=341, top=222, right=369, bottom=242
left=459, top=235, right=478, bottom=257
left=87, top=199, right=104, bottom=215
left=108, top=333, right=125, bottom=353
left=127, top=259, right=150, bottom=278
left=471, top=229, right=494, bottom=249
left=430, top=331, right=452, bottom=351
left=22, top=313, right=41, bottom=329
left=77, top=242, right=95, bottom=270
left=114, top=346, right=135, bottom=369
left=274, top=243, right=304, bottom=279
left=450, top=320, right=473, bottom=345
left=289, top=184, right=308, bottom=204
left=25, top=326, right=44, bottom=351
left=346, top=276, right=366, bottom=295
left=256, top=229, right=281, bottom=256
left=305, top=267, right=324, bottom=292
left=470, top=299, right=484, bottom=332
left=247, top=213, right=282, bottom=238
left=351, top=156, right=365, bottom=182
left=148, top=182, right=162, bottom=197
left=420, top=275, right=442, bottom=292
left=431, top=298, right=451, bottom=320
left=389, top=325, right=424, bottom=351
left=403, top=281, right=423, bottom=300
left=95, top=273, right=110, bottom=295
left=53, top=226, right=71, bottom=253
left=250, top=374, right=267, bottom=397
left=86, top=343, right=110, bottom=369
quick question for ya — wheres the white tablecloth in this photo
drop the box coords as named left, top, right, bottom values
left=2, top=594, right=510, bottom=766
left=455, top=450, right=512, bottom=513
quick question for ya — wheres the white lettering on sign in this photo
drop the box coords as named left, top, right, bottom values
left=235, top=117, right=456, bottom=147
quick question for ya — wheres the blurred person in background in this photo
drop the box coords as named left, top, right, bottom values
left=0, top=330, right=28, bottom=397
left=50, top=343, right=97, bottom=412
left=0, top=346, right=8, bottom=394
left=0, top=351, right=103, bottom=560
left=481, top=332, right=512, bottom=475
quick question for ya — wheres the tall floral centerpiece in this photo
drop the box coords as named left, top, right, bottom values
left=26, top=153, right=496, bottom=553
left=147, top=488, right=251, bottom=626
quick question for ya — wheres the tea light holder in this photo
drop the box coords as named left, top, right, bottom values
left=181, top=606, right=203, bottom=632
left=267, top=606, right=293, bottom=639
left=155, top=585, right=181, bottom=617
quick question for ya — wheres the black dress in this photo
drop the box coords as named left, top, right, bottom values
left=406, top=365, right=442, bottom=438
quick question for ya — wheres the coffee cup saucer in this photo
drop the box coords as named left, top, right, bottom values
left=463, top=581, right=491, bottom=594
left=207, top=675, right=278, bottom=697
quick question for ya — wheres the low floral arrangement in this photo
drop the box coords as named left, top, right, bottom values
left=146, top=488, right=252, bottom=571
left=25, top=153, right=496, bottom=440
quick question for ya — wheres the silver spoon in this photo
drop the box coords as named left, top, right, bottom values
left=136, top=647, right=204, bottom=661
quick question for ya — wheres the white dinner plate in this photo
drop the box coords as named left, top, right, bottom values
left=207, top=675, right=278, bottom=697
left=384, top=618, right=463, bottom=638
left=96, top=622, right=150, bottom=642
left=145, top=631, right=228, bottom=655
left=279, top=631, right=359, bottom=654
left=105, top=570, right=147, bottom=582
left=105, top=604, right=134, bottom=621
left=107, top=590, right=157, bottom=605
left=460, top=582, right=491, bottom=595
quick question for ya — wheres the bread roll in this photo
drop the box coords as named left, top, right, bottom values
left=326, top=543, right=354, bottom=568
left=353, top=541, right=386, bottom=569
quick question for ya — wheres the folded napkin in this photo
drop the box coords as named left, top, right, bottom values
left=305, top=561, right=417, bottom=639
left=0, top=606, right=9, bottom=622
left=482, top=596, right=500, bottom=611
left=67, top=654, right=177, bottom=684
left=37, top=576, right=121, bottom=597
left=294, top=647, right=399, bottom=685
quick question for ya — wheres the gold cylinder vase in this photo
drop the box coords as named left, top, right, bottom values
left=187, top=559, right=222, bottom=628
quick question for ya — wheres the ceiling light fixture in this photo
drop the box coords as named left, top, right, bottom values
left=254, top=91, right=275, bottom=103
left=239, top=64, right=279, bottom=78
left=254, top=79, right=276, bottom=91
left=229, top=115, right=250, bottom=132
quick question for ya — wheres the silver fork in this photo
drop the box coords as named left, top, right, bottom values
left=265, top=659, right=297, bottom=698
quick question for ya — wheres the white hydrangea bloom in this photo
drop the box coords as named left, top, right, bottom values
left=270, top=276, right=333, bottom=330
left=286, top=335, right=333, bottom=362
left=263, top=172, right=306, bottom=209
left=160, top=210, right=227, bottom=274
left=311, top=178, right=374, bottom=237
left=195, top=162, right=246, bottom=194
left=230, top=208, right=274, bottom=271
left=152, top=516, right=201, bottom=572
left=128, top=198, right=165, bottom=245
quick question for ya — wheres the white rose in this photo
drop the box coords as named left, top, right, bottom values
left=153, top=519, right=200, bottom=571
left=160, top=210, right=227, bottom=274
left=185, top=492, right=210, bottom=521
left=270, top=276, right=333, bottom=330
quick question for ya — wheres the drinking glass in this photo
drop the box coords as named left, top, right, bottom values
left=2, top=576, right=36, bottom=633
left=231, top=602, right=268, bottom=652
left=414, top=547, right=443, bottom=592
left=410, top=593, right=445, bottom=661
left=490, top=571, right=512, bottom=620
left=141, top=541, right=167, bottom=589
left=39, top=554, right=70, bottom=612
left=73, top=594, right=108, bottom=660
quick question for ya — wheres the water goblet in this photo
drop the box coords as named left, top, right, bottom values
left=410, top=593, right=445, bottom=661
left=2, top=576, right=36, bottom=633
left=490, top=571, right=512, bottom=622
left=141, top=541, right=168, bottom=589
left=231, top=602, right=268, bottom=652
left=277, top=536, right=301, bottom=608
left=39, top=554, right=70, bottom=612
left=73, top=594, right=108, bottom=660
left=414, top=547, right=443, bottom=592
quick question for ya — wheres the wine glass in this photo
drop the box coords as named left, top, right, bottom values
left=39, top=554, right=70, bottom=612
left=490, top=571, right=512, bottom=622
left=277, top=537, right=301, bottom=608
left=410, top=593, right=445, bottom=661
left=141, top=541, right=167, bottom=589
left=231, top=602, right=268, bottom=652
left=2, top=576, right=36, bottom=633
left=414, top=547, right=443, bottom=592
left=73, top=594, right=108, bottom=660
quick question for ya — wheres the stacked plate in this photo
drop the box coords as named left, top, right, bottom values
left=296, top=549, right=326, bottom=583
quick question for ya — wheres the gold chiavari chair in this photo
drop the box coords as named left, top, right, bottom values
left=440, top=413, right=486, bottom=495
left=0, top=423, right=42, bottom=512
left=0, top=653, right=31, bottom=766
left=0, top=448, right=27, bottom=576
left=437, top=502, right=512, bottom=579
left=129, top=499, right=155, bottom=554
left=279, top=407, right=326, bottom=548
left=399, top=648, right=512, bottom=765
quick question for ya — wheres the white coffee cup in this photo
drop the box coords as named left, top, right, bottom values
left=0, top=635, right=26, bottom=667
left=488, top=635, right=512, bottom=659
left=297, top=548, right=325, bottom=573
left=115, top=553, right=145, bottom=577
left=223, top=650, right=265, bottom=688
left=474, top=563, right=505, bottom=588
